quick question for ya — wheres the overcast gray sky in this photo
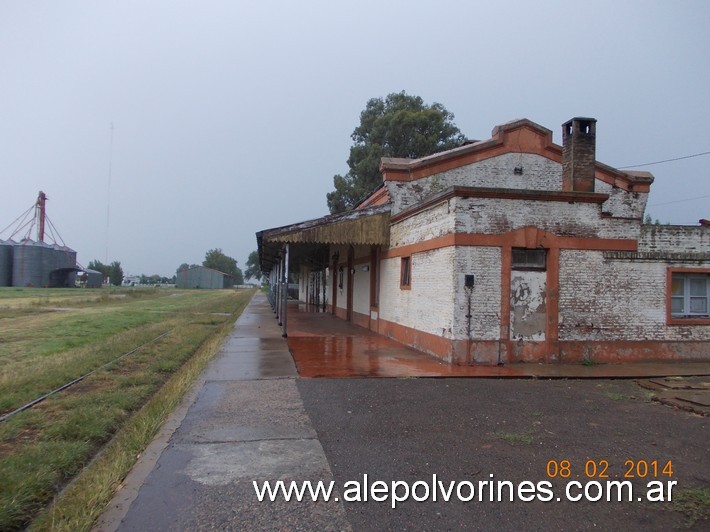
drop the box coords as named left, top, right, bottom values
left=1, top=0, right=708, bottom=277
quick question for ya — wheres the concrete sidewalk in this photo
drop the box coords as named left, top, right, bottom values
left=94, top=293, right=349, bottom=531
left=95, top=293, right=709, bottom=530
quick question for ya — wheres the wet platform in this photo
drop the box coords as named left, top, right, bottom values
left=284, top=303, right=710, bottom=379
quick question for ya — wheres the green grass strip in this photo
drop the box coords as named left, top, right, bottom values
left=27, top=292, right=253, bottom=531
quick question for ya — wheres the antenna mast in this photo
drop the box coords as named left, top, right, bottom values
left=105, top=122, right=114, bottom=263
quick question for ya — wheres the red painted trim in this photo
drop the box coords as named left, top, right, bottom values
left=381, top=230, right=637, bottom=260
left=352, top=310, right=370, bottom=329
left=380, top=120, right=647, bottom=191
left=328, top=312, right=710, bottom=366
left=666, top=267, right=710, bottom=326
left=558, top=340, right=710, bottom=364
left=377, top=317, right=453, bottom=360
left=357, top=186, right=390, bottom=209
left=390, top=187, right=609, bottom=224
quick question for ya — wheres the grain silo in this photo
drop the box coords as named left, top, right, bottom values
left=3, top=192, right=80, bottom=288
left=49, top=244, right=78, bottom=287
left=0, top=240, right=14, bottom=286
left=12, top=239, right=50, bottom=287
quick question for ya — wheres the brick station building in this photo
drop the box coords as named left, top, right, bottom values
left=257, top=117, right=709, bottom=365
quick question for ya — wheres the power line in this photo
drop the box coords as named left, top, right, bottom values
left=618, top=150, right=710, bottom=169
left=648, top=193, right=710, bottom=208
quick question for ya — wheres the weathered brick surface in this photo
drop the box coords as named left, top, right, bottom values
left=379, top=247, right=455, bottom=338
left=559, top=250, right=710, bottom=342
left=595, top=180, right=649, bottom=219
left=386, top=153, right=562, bottom=215
left=390, top=201, right=454, bottom=248
left=451, top=196, right=640, bottom=240
left=453, top=247, right=501, bottom=340
left=562, top=118, right=596, bottom=192
left=639, top=225, right=710, bottom=253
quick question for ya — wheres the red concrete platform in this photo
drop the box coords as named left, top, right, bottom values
left=284, top=303, right=710, bottom=378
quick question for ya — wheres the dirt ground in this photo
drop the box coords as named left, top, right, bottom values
left=298, top=377, right=709, bottom=531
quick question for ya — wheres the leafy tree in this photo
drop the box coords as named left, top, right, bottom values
left=176, top=263, right=199, bottom=274
left=203, top=248, right=244, bottom=285
left=87, top=260, right=109, bottom=280
left=108, top=261, right=123, bottom=286
left=244, top=250, right=262, bottom=281
left=326, top=91, right=466, bottom=213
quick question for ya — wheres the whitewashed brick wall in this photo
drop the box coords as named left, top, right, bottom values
left=595, top=180, right=648, bottom=219
left=559, top=250, right=710, bottom=341
left=639, top=225, right=710, bottom=253
left=452, top=196, right=641, bottom=240
left=385, top=154, right=563, bottom=214
left=389, top=201, right=455, bottom=248
left=437, top=153, right=563, bottom=191
left=453, top=246, right=501, bottom=340
left=379, top=247, right=455, bottom=338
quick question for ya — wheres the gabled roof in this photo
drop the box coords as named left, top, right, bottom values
left=378, top=118, right=653, bottom=192
left=181, top=265, right=233, bottom=278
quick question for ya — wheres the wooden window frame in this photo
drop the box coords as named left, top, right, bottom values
left=400, top=256, right=411, bottom=290
left=666, top=268, right=710, bottom=325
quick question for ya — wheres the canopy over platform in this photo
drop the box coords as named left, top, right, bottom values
left=257, top=204, right=391, bottom=274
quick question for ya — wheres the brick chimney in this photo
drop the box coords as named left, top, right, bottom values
left=562, top=117, right=597, bottom=192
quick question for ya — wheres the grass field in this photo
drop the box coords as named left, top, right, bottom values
left=0, top=286, right=255, bottom=530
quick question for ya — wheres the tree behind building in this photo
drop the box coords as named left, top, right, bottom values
left=326, top=91, right=466, bottom=213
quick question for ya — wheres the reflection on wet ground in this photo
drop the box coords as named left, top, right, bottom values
left=284, top=303, right=710, bottom=379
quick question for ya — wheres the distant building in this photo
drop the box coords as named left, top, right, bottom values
left=79, top=269, right=103, bottom=288
left=175, top=266, right=234, bottom=289
left=123, top=275, right=140, bottom=286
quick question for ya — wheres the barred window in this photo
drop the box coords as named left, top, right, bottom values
left=512, top=248, right=546, bottom=270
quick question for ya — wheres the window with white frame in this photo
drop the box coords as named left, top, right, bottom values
left=671, top=273, right=709, bottom=317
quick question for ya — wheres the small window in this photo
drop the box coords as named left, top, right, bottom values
left=671, top=273, right=709, bottom=318
left=400, top=256, right=411, bottom=289
left=512, top=248, right=546, bottom=270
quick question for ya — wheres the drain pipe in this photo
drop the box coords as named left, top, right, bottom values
left=464, top=275, right=474, bottom=363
